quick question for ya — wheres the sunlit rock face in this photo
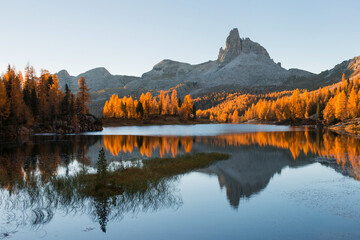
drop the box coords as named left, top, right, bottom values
left=218, top=28, right=242, bottom=66
left=218, top=28, right=270, bottom=67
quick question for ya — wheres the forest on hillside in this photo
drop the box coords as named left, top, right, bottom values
left=102, top=73, right=360, bottom=126
left=0, top=65, right=102, bottom=137
left=196, top=74, right=360, bottom=125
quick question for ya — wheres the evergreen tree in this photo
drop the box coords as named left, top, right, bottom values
left=25, top=87, right=38, bottom=118
left=76, top=76, right=90, bottom=115
left=316, top=102, right=321, bottom=120
left=96, top=148, right=108, bottom=181
left=5, top=67, right=26, bottom=124
left=0, top=79, right=10, bottom=124
left=177, top=97, right=182, bottom=108
left=136, top=101, right=144, bottom=118
left=23, top=65, right=37, bottom=116
left=61, top=84, right=71, bottom=115
left=192, top=103, right=196, bottom=119
left=94, top=197, right=110, bottom=233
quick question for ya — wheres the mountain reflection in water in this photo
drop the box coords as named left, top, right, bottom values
left=0, top=129, right=359, bottom=234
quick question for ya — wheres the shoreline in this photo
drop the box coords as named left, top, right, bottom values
left=3, top=117, right=359, bottom=139
left=102, top=116, right=212, bottom=127
left=327, top=118, right=360, bottom=138
left=0, top=114, right=103, bottom=139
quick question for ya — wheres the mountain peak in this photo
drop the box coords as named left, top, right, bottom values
left=83, top=67, right=110, bottom=75
left=217, top=28, right=241, bottom=67
left=57, top=69, right=70, bottom=77
left=217, top=28, right=270, bottom=67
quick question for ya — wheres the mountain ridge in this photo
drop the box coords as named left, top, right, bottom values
left=56, top=28, right=360, bottom=116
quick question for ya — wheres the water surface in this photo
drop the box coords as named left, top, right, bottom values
left=1, top=124, right=360, bottom=239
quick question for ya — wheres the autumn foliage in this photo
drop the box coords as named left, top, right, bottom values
left=103, top=89, right=195, bottom=120
left=197, top=74, right=360, bottom=125
left=0, top=65, right=92, bottom=133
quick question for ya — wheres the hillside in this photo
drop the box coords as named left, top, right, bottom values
left=57, top=28, right=360, bottom=117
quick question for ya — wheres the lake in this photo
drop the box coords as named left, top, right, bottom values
left=0, top=124, right=360, bottom=239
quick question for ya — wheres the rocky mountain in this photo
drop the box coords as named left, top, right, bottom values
left=57, top=67, right=139, bottom=95
left=57, top=28, right=360, bottom=116
left=282, top=56, right=360, bottom=89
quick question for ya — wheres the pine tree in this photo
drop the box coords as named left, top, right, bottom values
left=37, top=70, right=51, bottom=122
left=96, top=148, right=108, bottom=181
left=136, top=101, right=144, bottom=118
left=316, top=102, right=321, bottom=120
left=48, top=74, right=61, bottom=121
left=177, top=97, right=182, bottom=109
left=76, top=76, right=90, bottom=115
left=61, top=84, right=72, bottom=115
left=192, top=103, right=197, bottom=119
left=23, top=65, right=37, bottom=117
left=0, top=79, right=10, bottom=124
left=30, top=88, right=38, bottom=118
left=5, top=68, right=26, bottom=124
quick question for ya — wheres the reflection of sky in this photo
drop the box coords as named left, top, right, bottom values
left=106, top=166, right=360, bottom=239
left=7, top=165, right=360, bottom=240
left=56, top=160, right=96, bottom=176
left=3, top=125, right=360, bottom=239
left=55, top=160, right=143, bottom=177
left=85, top=124, right=292, bottom=137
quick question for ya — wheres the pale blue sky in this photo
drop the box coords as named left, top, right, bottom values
left=1, top=0, right=359, bottom=76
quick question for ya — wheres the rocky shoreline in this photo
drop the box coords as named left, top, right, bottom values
left=0, top=114, right=103, bottom=139
left=328, top=118, right=360, bottom=138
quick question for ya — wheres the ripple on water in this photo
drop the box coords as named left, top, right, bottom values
left=283, top=176, right=360, bottom=219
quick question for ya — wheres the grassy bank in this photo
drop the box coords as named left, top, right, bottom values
left=78, top=152, right=229, bottom=197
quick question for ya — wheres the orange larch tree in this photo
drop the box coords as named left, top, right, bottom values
left=170, top=89, right=178, bottom=115
left=334, top=91, right=347, bottom=121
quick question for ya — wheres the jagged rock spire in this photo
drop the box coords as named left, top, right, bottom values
left=218, top=28, right=270, bottom=67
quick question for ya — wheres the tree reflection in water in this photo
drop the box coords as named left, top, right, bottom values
left=0, top=135, right=182, bottom=234
left=0, top=129, right=360, bottom=233
left=0, top=166, right=182, bottom=234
